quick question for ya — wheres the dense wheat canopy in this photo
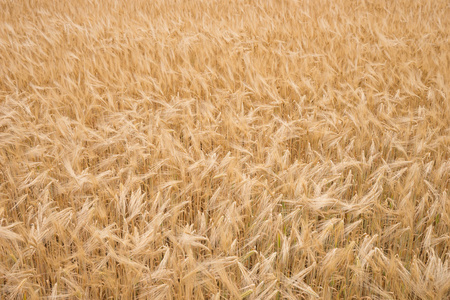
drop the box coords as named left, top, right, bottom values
left=0, top=0, right=449, bottom=299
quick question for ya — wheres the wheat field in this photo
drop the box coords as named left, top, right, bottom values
left=0, top=0, right=449, bottom=299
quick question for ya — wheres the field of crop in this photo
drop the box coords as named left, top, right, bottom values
left=0, top=0, right=449, bottom=299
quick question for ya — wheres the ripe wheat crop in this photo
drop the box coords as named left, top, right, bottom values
left=0, top=0, right=449, bottom=299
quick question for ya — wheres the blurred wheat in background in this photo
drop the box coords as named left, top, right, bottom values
left=0, top=0, right=449, bottom=299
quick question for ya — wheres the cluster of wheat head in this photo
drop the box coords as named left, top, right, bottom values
left=0, top=0, right=449, bottom=299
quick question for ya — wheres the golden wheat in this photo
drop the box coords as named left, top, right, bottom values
left=0, top=0, right=449, bottom=299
